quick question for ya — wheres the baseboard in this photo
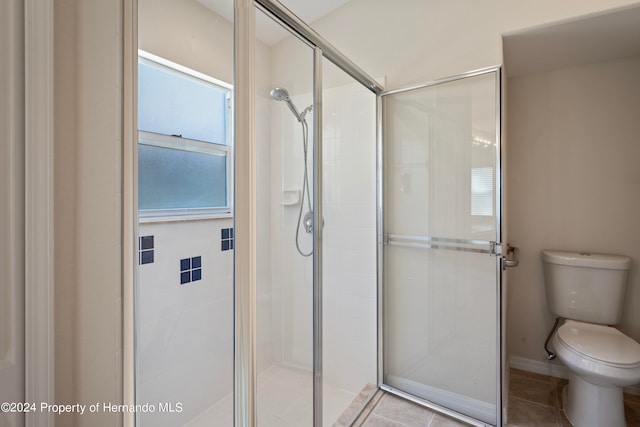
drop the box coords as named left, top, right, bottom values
left=509, top=355, right=569, bottom=379
left=509, top=355, right=640, bottom=395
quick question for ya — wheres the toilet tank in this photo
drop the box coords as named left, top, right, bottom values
left=542, top=250, right=631, bottom=325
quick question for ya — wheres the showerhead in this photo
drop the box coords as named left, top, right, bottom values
left=270, top=87, right=306, bottom=122
left=270, top=87, right=290, bottom=102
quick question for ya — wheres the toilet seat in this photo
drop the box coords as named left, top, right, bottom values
left=557, top=320, right=640, bottom=367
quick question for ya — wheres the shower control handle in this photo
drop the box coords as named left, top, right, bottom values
left=303, top=211, right=324, bottom=234
left=304, top=211, right=313, bottom=234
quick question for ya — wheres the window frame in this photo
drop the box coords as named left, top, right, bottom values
left=137, top=50, right=233, bottom=222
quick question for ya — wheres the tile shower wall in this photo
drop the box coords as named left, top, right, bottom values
left=268, top=80, right=377, bottom=393
left=137, top=218, right=233, bottom=427
left=322, top=81, right=377, bottom=392
left=268, top=90, right=314, bottom=369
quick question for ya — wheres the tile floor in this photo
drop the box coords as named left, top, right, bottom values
left=335, top=369, right=640, bottom=427
left=335, top=389, right=467, bottom=426
left=184, top=366, right=640, bottom=426
left=507, top=368, right=640, bottom=427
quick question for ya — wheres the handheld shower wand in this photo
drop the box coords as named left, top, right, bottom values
left=270, top=87, right=314, bottom=257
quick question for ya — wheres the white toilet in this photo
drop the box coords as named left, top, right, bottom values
left=542, top=250, right=640, bottom=427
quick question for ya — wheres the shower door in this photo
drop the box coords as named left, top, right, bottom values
left=380, top=68, right=502, bottom=425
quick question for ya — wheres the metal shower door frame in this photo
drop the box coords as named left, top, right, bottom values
left=376, top=66, right=504, bottom=427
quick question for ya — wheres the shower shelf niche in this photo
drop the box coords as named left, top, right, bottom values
left=281, top=190, right=301, bottom=206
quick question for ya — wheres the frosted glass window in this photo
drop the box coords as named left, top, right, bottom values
left=138, top=60, right=228, bottom=145
left=137, top=53, right=232, bottom=216
left=471, top=167, right=494, bottom=216
left=138, top=144, right=227, bottom=210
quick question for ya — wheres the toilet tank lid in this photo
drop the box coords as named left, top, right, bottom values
left=542, top=250, right=631, bottom=270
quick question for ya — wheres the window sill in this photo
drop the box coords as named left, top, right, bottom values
left=139, top=212, right=233, bottom=224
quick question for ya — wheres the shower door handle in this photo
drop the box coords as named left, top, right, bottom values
left=502, top=244, right=520, bottom=270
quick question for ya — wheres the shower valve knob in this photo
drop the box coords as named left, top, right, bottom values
left=304, top=211, right=313, bottom=233
left=303, top=211, right=325, bottom=234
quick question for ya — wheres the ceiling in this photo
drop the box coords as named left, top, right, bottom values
left=197, top=0, right=351, bottom=45
left=503, top=3, right=640, bottom=77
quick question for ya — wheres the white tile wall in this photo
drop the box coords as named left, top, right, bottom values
left=136, top=78, right=378, bottom=427
left=322, top=82, right=377, bottom=393
left=267, top=90, right=315, bottom=371
left=137, top=218, right=233, bottom=427
left=267, top=80, right=378, bottom=396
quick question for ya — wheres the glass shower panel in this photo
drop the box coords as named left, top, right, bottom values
left=321, top=59, right=378, bottom=425
left=255, top=9, right=316, bottom=426
left=383, top=71, right=499, bottom=425
left=136, top=0, right=234, bottom=425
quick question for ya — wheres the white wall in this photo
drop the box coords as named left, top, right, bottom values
left=139, top=0, right=233, bottom=83
left=309, top=0, right=640, bottom=88
left=507, top=56, right=640, bottom=363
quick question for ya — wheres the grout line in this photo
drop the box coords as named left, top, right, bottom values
left=368, top=413, right=413, bottom=427
left=509, top=395, right=556, bottom=409
left=351, top=390, right=384, bottom=426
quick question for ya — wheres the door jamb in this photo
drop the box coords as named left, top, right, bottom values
left=24, top=0, right=55, bottom=425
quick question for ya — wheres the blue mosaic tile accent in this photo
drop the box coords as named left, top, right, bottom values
left=140, top=235, right=154, bottom=250
left=180, top=271, right=190, bottom=285
left=180, top=256, right=202, bottom=285
left=140, top=250, right=154, bottom=264
left=221, top=227, right=234, bottom=251
left=139, top=235, right=155, bottom=265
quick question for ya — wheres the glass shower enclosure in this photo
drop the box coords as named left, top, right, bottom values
left=132, top=0, right=505, bottom=425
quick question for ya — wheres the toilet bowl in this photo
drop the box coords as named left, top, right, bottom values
left=552, top=320, right=640, bottom=427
